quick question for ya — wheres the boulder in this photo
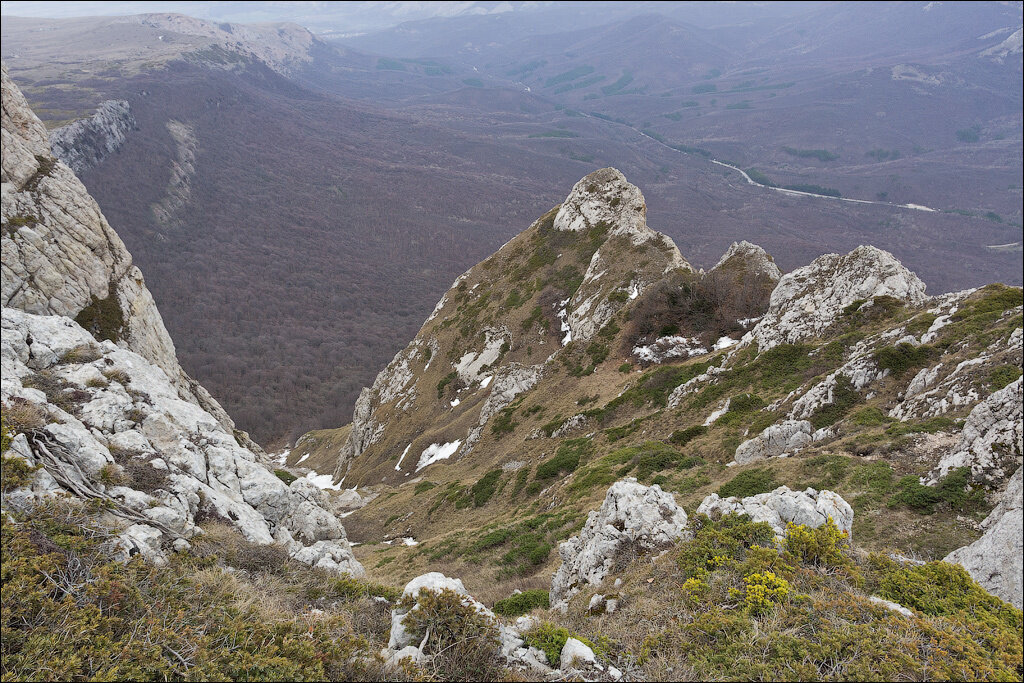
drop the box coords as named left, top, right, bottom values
left=697, top=486, right=854, bottom=538
left=290, top=540, right=363, bottom=577
left=560, top=637, right=597, bottom=670
left=550, top=479, right=690, bottom=609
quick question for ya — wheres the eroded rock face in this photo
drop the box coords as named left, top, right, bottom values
left=49, top=100, right=136, bottom=174
left=748, top=245, right=927, bottom=351
left=550, top=479, right=690, bottom=609
left=1, top=308, right=362, bottom=575
left=697, top=486, right=854, bottom=538
left=927, top=377, right=1022, bottom=486
left=944, top=467, right=1023, bottom=609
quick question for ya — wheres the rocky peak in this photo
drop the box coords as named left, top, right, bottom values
left=749, top=245, right=927, bottom=351
left=554, top=167, right=655, bottom=245
left=330, top=169, right=696, bottom=484
left=711, top=240, right=782, bottom=282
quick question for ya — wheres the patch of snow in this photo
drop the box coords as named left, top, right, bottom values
left=628, top=281, right=640, bottom=299
left=558, top=298, right=572, bottom=345
left=714, top=336, right=739, bottom=350
left=450, top=398, right=461, bottom=407
left=296, top=451, right=310, bottom=465
left=633, top=336, right=707, bottom=364
left=305, top=471, right=343, bottom=491
left=415, top=440, right=462, bottom=471
left=480, top=375, right=493, bottom=389
left=901, top=203, right=936, bottom=212
left=395, top=444, right=411, bottom=471
left=401, top=537, right=418, bottom=546
left=455, top=332, right=505, bottom=381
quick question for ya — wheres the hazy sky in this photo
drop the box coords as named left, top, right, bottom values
left=0, top=1, right=518, bottom=31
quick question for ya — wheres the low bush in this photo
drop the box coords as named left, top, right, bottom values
left=471, top=469, right=503, bottom=507
left=717, top=468, right=777, bottom=499
left=400, top=588, right=505, bottom=680
left=535, top=439, right=591, bottom=480
left=889, top=467, right=983, bottom=514
left=493, top=589, right=550, bottom=617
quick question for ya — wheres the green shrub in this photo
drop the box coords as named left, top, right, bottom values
left=535, top=439, right=591, bottom=480
left=850, top=406, right=891, bottom=426
left=400, top=588, right=504, bottom=679
left=783, top=519, right=857, bottom=576
left=608, top=441, right=703, bottom=482
left=988, top=364, right=1022, bottom=390
left=414, top=481, right=437, bottom=496
left=436, top=371, right=458, bottom=398
left=491, top=408, right=518, bottom=438
left=809, top=374, right=860, bottom=429
left=471, top=470, right=503, bottom=507
left=675, top=514, right=776, bottom=578
left=885, top=416, right=957, bottom=436
left=873, top=343, right=935, bottom=377
left=493, top=589, right=550, bottom=617
left=669, top=424, right=707, bottom=447
left=873, top=558, right=1019, bottom=627
left=523, top=622, right=597, bottom=666
left=1, top=453, right=41, bottom=492
left=74, top=289, right=125, bottom=343
left=889, top=467, right=982, bottom=514
left=511, top=467, right=531, bottom=496
left=718, top=468, right=776, bottom=499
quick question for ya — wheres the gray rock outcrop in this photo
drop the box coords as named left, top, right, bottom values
left=550, top=479, right=690, bottom=609
left=697, top=486, right=854, bottom=538
left=558, top=168, right=691, bottom=344
left=944, top=467, right=1023, bottom=608
left=734, top=420, right=815, bottom=464
left=748, top=245, right=927, bottom=351
left=927, top=377, right=1022, bottom=486
left=1, top=308, right=362, bottom=575
left=49, top=100, right=136, bottom=174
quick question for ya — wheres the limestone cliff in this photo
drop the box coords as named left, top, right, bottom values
left=2, top=63, right=360, bottom=576
left=49, top=100, right=136, bottom=175
left=1, top=62, right=248, bottom=447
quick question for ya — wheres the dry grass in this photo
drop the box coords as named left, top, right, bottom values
left=2, top=399, right=48, bottom=433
